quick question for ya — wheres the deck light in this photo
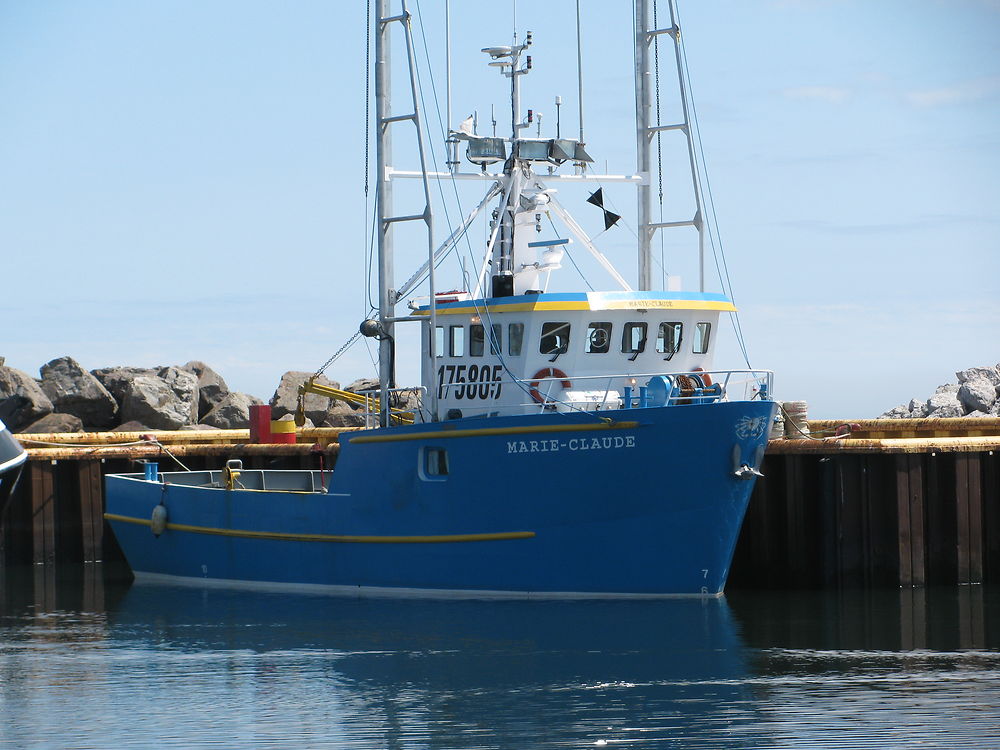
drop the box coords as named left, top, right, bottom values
left=466, top=137, right=506, bottom=166
left=516, top=139, right=551, bottom=160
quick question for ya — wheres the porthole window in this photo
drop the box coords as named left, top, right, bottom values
left=449, top=325, right=465, bottom=357
left=539, top=322, right=571, bottom=355
left=693, top=322, right=712, bottom=354
left=585, top=322, right=612, bottom=353
left=656, top=322, right=682, bottom=354
left=621, top=322, right=647, bottom=354
left=421, top=447, right=449, bottom=480
left=508, top=323, right=524, bottom=356
left=470, top=324, right=485, bottom=357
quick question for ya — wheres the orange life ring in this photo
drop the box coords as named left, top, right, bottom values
left=692, top=367, right=713, bottom=387
left=529, top=367, right=572, bottom=404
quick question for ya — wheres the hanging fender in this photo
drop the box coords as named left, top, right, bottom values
left=529, top=367, right=572, bottom=404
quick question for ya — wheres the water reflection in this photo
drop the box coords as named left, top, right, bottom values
left=2, top=567, right=1000, bottom=749
left=1, top=566, right=761, bottom=749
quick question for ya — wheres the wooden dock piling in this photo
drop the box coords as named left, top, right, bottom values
left=728, top=419, right=1000, bottom=590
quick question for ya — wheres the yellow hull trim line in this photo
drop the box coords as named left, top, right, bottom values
left=348, top=420, right=640, bottom=444
left=104, top=513, right=535, bottom=544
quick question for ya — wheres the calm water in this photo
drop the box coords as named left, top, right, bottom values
left=1, top=566, right=999, bottom=749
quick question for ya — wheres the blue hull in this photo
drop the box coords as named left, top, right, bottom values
left=105, top=400, right=775, bottom=596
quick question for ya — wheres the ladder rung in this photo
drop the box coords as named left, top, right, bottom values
left=381, top=113, right=417, bottom=125
left=646, top=124, right=686, bottom=134
left=384, top=212, right=428, bottom=225
left=646, top=26, right=678, bottom=39
left=648, top=219, right=696, bottom=230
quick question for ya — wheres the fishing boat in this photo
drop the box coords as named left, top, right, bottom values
left=105, top=0, right=776, bottom=597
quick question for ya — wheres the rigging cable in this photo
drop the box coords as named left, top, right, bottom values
left=411, top=0, right=483, bottom=297
left=673, top=2, right=750, bottom=367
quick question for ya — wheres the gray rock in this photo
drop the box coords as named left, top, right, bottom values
left=324, top=399, right=367, bottom=428
left=39, top=356, right=118, bottom=429
left=111, top=420, right=153, bottom=432
left=964, top=410, right=991, bottom=418
left=934, top=383, right=960, bottom=395
left=0, top=366, right=54, bottom=431
left=908, top=398, right=929, bottom=418
left=92, top=366, right=156, bottom=404
left=879, top=404, right=911, bottom=419
left=926, top=390, right=963, bottom=415
left=201, top=391, right=263, bottom=430
left=180, top=424, right=222, bottom=431
left=156, top=367, right=200, bottom=424
left=958, top=378, right=996, bottom=413
left=270, top=371, right=340, bottom=425
left=927, top=403, right=965, bottom=418
left=344, top=377, right=379, bottom=394
left=956, top=366, right=1000, bottom=386
left=21, top=412, right=84, bottom=433
left=181, top=360, right=230, bottom=419
left=120, top=368, right=199, bottom=430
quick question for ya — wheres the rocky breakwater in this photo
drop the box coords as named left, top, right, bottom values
left=0, top=356, right=415, bottom=434
left=879, top=365, right=1000, bottom=419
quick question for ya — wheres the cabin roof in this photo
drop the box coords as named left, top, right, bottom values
left=413, top=290, right=736, bottom=316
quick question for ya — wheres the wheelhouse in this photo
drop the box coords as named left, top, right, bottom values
left=416, top=290, right=737, bottom=418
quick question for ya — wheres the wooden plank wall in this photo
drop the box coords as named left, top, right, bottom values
left=728, top=451, right=1000, bottom=589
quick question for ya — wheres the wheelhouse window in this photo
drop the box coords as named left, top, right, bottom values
left=449, top=325, right=465, bottom=357
left=489, top=324, right=502, bottom=355
left=621, top=322, right=647, bottom=354
left=539, top=322, right=571, bottom=355
left=435, top=326, right=444, bottom=358
left=508, top=323, right=524, bottom=356
left=693, top=322, right=712, bottom=354
left=469, top=324, right=485, bottom=357
left=656, top=322, right=682, bottom=355
left=585, top=322, right=612, bottom=354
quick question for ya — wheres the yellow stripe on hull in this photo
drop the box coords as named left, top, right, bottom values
left=104, top=513, right=535, bottom=544
left=347, top=420, right=639, bottom=444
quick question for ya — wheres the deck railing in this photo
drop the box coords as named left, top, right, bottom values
left=355, top=370, right=773, bottom=423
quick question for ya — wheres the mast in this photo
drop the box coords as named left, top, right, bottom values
left=635, top=0, right=653, bottom=290
left=635, top=0, right=708, bottom=292
left=374, top=0, right=394, bottom=426
left=373, top=0, right=437, bottom=425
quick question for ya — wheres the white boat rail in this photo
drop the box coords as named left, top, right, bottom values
left=352, top=371, right=772, bottom=424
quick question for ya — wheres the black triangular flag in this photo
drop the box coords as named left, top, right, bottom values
left=587, top=188, right=620, bottom=230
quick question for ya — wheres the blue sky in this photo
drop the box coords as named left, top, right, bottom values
left=2, top=0, right=997, bottom=418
